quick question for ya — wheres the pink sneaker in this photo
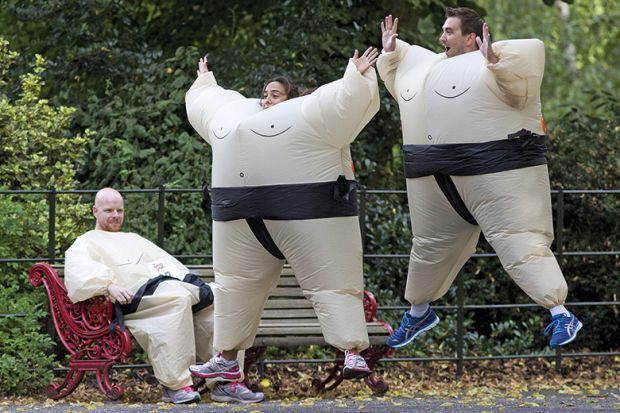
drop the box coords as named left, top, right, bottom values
left=343, top=350, right=372, bottom=379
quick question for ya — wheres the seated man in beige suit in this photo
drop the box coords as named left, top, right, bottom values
left=64, top=187, right=263, bottom=404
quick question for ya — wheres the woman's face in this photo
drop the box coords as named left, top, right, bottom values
left=261, top=81, right=288, bottom=109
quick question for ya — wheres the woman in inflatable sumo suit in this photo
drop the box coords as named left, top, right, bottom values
left=185, top=47, right=380, bottom=386
left=376, top=8, right=581, bottom=350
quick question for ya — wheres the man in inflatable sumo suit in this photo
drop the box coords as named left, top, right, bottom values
left=185, top=47, right=380, bottom=389
left=65, top=188, right=258, bottom=404
left=376, top=8, right=582, bottom=350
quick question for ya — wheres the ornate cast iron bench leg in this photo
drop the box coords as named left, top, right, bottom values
left=312, top=351, right=345, bottom=392
left=47, top=365, right=85, bottom=400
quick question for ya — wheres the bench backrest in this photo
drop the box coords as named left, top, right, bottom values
left=53, top=264, right=318, bottom=322
left=51, top=264, right=390, bottom=346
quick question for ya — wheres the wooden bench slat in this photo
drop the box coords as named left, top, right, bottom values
left=263, top=299, right=314, bottom=309
left=257, top=325, right=390, bottom=336
left=253, top=336, right=388, bottom=347
left=260, top=309, right=318, bottom=318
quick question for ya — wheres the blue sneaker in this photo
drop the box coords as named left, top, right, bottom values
left=544, top=311, right=583, bottom=348
left=387, top=308, right=440, bottom=349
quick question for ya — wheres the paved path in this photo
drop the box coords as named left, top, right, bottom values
left=2, top=389, right=618, bottom=413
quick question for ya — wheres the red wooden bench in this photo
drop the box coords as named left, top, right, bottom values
left=29, top=262, right=393, bottom=400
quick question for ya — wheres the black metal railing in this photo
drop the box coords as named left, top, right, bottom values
left=1, top=187, right=618, bottom=376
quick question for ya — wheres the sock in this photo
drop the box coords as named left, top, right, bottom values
left=216, top=353, right=237, bottom=365
left=409, top=303, right=430, bottom=318
left=549, top=305, right=569, bottom=317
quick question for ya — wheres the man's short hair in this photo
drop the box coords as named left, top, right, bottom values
left=445, top=7, right=484, bottom=41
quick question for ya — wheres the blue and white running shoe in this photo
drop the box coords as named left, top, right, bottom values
left=544, top=311, right=583, bottom=348
left=387, top=307, right=440, bottom=349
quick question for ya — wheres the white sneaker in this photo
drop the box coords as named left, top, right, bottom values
left=189, top=353, right=242, bottom=381
left=211, top=382, right=265, bottom=404
left=161, top=386, right=201, bottom=404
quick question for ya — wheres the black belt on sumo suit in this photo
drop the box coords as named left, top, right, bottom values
left=207, top=176, right=358, bottom=259
left=402, top=130, right=548, bottom=226
left=110, top=273, right=214, bottom=333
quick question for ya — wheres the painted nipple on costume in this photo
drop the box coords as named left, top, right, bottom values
left=250, top=122, right=293, bottom=138
left=400, top=87, right=418, bottom=102
left=211, top=124, right=232, bottom=139
left=434, top=84, right=472, bottom=99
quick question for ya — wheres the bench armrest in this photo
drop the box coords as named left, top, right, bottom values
left=29, top=263, right=132, bottom=361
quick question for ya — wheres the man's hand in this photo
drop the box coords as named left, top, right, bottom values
left=107, top=284, right=134, bottom=305
left=197, top=54, right=209, bottom=77
left=381, top=15, right=399, bottom=53
left=476, top=23, right=499, bottom=64
left=352, top=47, right=379, bottom=75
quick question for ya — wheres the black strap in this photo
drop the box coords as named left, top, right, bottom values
left=201, top=183, right=211, bottom=214
left=211, top=176, right=358, bottom=221
left=110, top=302, right=126, bottom=333
left=403, top=131, right=547, bottom=178
left=109, top=274, right=214, bottom=333
left=433, top=174, right=478, bottom=226
left=246, top=218, right=286, bottom=260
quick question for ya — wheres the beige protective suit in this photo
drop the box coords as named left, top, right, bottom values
left=65, top=230, right=216, bottom=390
left=377, top=39, right=567, bottom=308
left=186, top=60, right=379, bottom=352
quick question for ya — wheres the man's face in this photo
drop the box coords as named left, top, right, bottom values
left=93, top=195, right=124, bottom=232
left=440, top=17, right=476, bottom=58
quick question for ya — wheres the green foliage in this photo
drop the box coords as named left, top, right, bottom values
left=478, top=0, right=620, bottom=127
left=76, top=46, right=213, bottom=255
left=0, top=0, right=148, bottom=101
left=545, top=90, right=620, bottom=349
left=0, top=38, right=90, bottom=395
left=0, top=286, right=55, bottom=395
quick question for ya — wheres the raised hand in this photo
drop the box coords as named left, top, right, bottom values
left=381, top=15, right=399, bottom=53
left=476, top=23, right=498, bottom=64
left=352, top=47, right=380, bottom=75
left=197, top=54, right=209, bottom=76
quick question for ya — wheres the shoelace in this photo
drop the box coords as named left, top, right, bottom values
left=345, top=352, right=366, bottom=368
left=207, top=354, right=232, bottom=369
left=544, top=318, right=559, bottom=336
left=544, top=315, right=574, bottom=336
left=227, top=382, right=249, bottom=393
left=393, top=316, right=413, bottom=338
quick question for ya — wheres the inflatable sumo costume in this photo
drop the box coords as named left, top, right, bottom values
left=377, top=38, right=568, bottom=308
left=65, top=230, right=216, bottom=390
left=186, top=60, right=379, bottom=353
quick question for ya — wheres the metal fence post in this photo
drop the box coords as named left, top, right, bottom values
left=48, top=188, right=56, bottom=263
left=456, top=270, right=465, bottom=377
left=157, top=184, right=165, bottom=248
left=555, top=188, right=565, bottom=372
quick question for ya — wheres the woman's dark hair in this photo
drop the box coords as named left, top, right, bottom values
left=299, top=86, right=318, bottom=96
left=261, top=75, right=299, bottom=99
